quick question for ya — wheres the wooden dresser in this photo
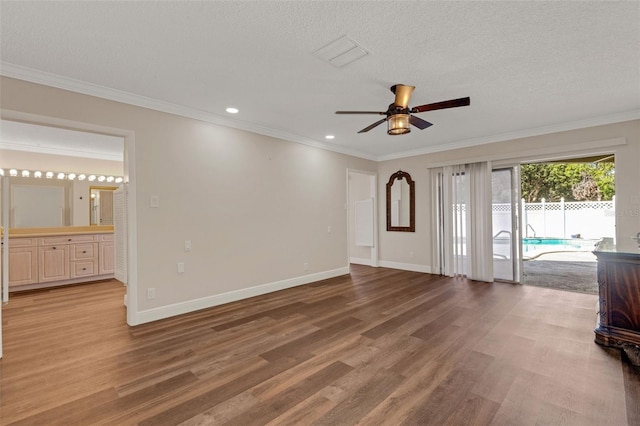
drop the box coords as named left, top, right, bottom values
left=593, top=238, right=640, bottom=348
left=1, top=226, right=115, bottom=292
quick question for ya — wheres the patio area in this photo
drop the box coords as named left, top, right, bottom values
left=523, top=251, right=598, bottom=294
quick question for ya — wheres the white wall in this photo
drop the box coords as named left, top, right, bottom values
left=0, top=76, right=376, bottom=324
left=377, top=119, right=640, bottom=270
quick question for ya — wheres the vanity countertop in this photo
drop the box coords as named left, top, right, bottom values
left=1, top=225, right=114, bottom=238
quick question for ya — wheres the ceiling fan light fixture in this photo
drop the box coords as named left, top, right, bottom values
left=387, top=114, right=411, bottom=135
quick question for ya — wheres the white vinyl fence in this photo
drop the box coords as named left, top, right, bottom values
left=492, top=198, right=615, bottom=240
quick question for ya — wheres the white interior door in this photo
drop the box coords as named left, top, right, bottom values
left=491, top=167, right=522, bottom=282
left=347, top=170, right=378, bottom=267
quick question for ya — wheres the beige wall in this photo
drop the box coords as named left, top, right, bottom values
left=0, top=76, right=376, bottom=323
left=2, top=75, right=638, bottom=324
left=378, top=120, right=640, bottom=270
left=378, top=157, right=431, bottom=271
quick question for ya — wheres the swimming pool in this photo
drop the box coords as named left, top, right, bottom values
left=493, top=237, right=599, bottom=259
left=522, top=237, right=598, bottom=257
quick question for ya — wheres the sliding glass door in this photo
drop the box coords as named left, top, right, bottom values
left=491, top=167, right=522, bottom=282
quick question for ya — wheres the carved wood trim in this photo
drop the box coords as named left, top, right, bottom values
left=386, top=170, right=415, bottom=232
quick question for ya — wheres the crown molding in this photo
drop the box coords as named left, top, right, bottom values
left=0, top=62, right=378, bottom=162
left=377, top=110, right=640, bottom=162
left=3, top=62, right=637, bottom=164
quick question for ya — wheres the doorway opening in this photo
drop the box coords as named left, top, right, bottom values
left=0, top=118, right=132, bottom=359
left=519, top=155, right=615, bottom=293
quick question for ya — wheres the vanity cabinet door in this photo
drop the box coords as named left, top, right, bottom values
left=8, top=246, right=38, bottom=286
left=38, top=245, right=70, bottom=283
left=99, top=241, right=115, bottom=275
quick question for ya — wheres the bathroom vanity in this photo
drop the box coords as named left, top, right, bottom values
left=1, top=226, right=115, bottom=291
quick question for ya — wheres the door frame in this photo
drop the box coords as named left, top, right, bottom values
left=0, top=109, right=139, bottom=327
left=346, top=169, right=378, bottom=268
left=491, top=165, right=523, bottom=283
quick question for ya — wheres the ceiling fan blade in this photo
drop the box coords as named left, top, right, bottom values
left=409, top=115, right=433, bottom=130
left=391, top=84, right=415, bottom=109
left=411, top=97, right=470, bottom=113
left=336, top=111, right=386, bottom=115
left=358, top=118, right=387, bottom=133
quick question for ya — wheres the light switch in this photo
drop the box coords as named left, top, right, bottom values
left=150, top=195, right=160, bottom=208
left=184, top=240, right=192, bottom=252
left=177, top=262, right=185, bottom=273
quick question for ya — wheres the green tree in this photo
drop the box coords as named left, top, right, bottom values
left=521, top=162, right=614, bottom=202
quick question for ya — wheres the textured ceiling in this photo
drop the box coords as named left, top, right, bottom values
left=1, top=1, right=639, bottom=160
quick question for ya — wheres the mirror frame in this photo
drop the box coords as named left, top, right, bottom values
left=386, top=170, right=415, bottom=232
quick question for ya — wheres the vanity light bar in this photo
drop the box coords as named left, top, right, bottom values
left=0, top=168, right=123, bottom=183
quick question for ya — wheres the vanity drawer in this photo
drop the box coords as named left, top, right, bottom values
left=99, top=234, right=114, bottom=242
left=71, top=243, right=97, bottom=261
left=40, top=234, right=97, bottom=246
left=6, top=238, right=37, bottom=248
left=71, top=260, right=97, bottom=278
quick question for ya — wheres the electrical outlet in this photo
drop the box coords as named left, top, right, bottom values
left=327, top=225, right=332, bottom=234
left=303, top=262, right=309, bottom=272
left=177, top=262, right=185, bottom=273
left=147, top=288, right=156, bottom=300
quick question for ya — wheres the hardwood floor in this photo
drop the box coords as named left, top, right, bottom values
left=1, top=265, right=637, bottom=425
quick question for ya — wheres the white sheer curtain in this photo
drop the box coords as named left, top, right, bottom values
left=431, top=161, right=493, bottom=282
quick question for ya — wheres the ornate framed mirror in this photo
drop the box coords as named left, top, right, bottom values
left=386, top=170, right=415, bottom=232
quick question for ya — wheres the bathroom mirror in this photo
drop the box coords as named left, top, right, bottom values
left=90, top=186, right=117, bottom=226
left=386, top=170, right=415, bottom=232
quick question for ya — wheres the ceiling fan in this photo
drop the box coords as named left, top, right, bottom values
left=336, top=84, right=470, bottom=135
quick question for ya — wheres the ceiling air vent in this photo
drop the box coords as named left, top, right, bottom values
left=313, top=36, right=369, bottom=68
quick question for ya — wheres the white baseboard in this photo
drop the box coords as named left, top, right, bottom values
left=350, top=257, right=373, bottom=266
left=136, top=266, right=350, bottom=324
left=378, top=261, right=431, bottom=274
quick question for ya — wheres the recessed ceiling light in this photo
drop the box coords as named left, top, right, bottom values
left=226, top=107, right=239, bottom=114
left=325, top=135, right=335, bottom=140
